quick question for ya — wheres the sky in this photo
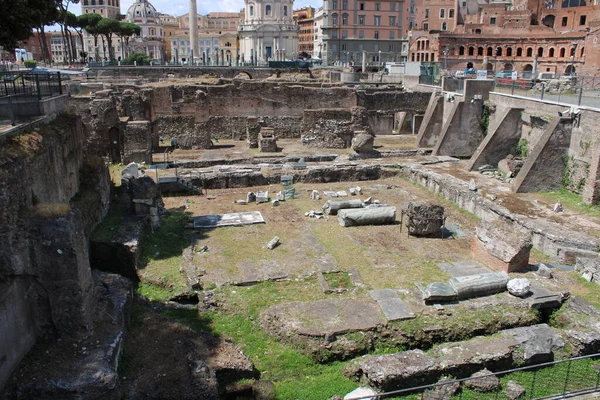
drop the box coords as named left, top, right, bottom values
left=79, top=0, right=323, bottom=17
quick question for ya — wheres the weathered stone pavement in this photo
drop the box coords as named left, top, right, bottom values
left=368, top=289, right=415, bottom=321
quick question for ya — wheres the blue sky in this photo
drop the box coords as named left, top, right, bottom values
left=78, top=0, right=323, bottom=17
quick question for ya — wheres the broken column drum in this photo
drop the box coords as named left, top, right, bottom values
left=401, top=203, right=445, bottom=236
left=322, top=198, right=364, bottom=215
left=338, top=206, right=397, bottom=227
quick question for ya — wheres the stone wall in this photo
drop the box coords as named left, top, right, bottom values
left=0, top=113, right=110, bottom=391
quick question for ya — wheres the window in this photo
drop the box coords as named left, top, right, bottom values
left=249, top=5, right=254, bottom=15
left=423, top=22, right=429, bottom=30
left=342, top=13, right=348, bottom=24
left=487, top=47, right=493, bottom=56
left=425, top=8, right=429, bottom=18
left=440, top=8, right=445, bottom=18
left=580, top=15, right=586, bottom=25
left=389, top=16, right=396, bottom=26
left=332, top=0, right=338, bottom=8
left=284, top=5, right=288, bottom=16
left=360, top=2, right=364, bottom=10
left=389, top=30, right=394, bottom=39
left=390, top=2, right=396, bottom=11
left=359, top=15, right=365, bottom=25
left=332, top=13, right=338, bottom=25
left=496, top=47, right=502, bottom=56
left=560, top=47, right=565, bottom=57
left=478, top=46, right=484, bottom=56
left=332, top=30, right=338, bottom=38
left=490, top=17, right=496, bottom=24
left=341, top=44, right=347, bottom=50
left=517, top=47, right=522, bottom=56
left=580, top=47, right=585, bottom=56
left=374, top=16, right=381, bottom=26
left=442, top=22, right=447, bottom=30
left=562, top=16, right=568, bottom=26
left=548, top=48, right=555, bottom=57
left=537, top=47, right=544, bottom=57
left=506, top=47, right=512, bottom=56
left=359, top=30, right=364, bottom=38
left=462, top=1, right=466, bottom=6
left=266, top=4, right=271, bottom=15
left=526, top=47, right=533, bottom=57
left=375, top=2, right=380, bottom=10
left=374, top=31, right=379, bottom=39
left=449, top=9, right=454, bottom=18
left=459, top=46, right=465, bottom=55
left=468, top=46, right=474, bottom=55
left=342, top=0, right=347, bottom=9
left=342, top=30, right=347, bottom=38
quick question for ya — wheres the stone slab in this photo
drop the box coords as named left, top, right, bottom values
left=369, top=289, right=415, bottom=321
left=438, top=260, right=491, bottom=277
left=528, top=281, right=563, bottom=309
left=261, top=298, right=386, bottom=337
left=193, top=212, right=265, bottom=229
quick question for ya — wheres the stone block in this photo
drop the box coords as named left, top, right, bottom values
left=351, top=132, right=375, bottom=153
left=258, top=128, right=278, bottom=152
left=472, top=219, right=533, bottom=273
left=405, top=203, right=445, bottom=236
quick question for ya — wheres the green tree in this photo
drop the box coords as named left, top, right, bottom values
left=79, top=13, right=102, bottom=61
left=0, top=0, right=61, bottom=51
left=97, top=17, right=120, bottom=61
left=117, top=22, right=140, bottom=60
left=123, top=51, right=150, bottom=65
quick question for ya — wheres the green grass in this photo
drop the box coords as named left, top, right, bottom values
left=91, top=203, right=128, bottom=242
left=569, top=275, right=600, bottom=309
left=136, top=282, right=173, bottom=302
left=538, top=189, right=600, bottom=218
left=161, top=305, right=357, bottom=400
left=323, top=272, right=353, bottom=289
left=138, top=211, right=190, bottom=290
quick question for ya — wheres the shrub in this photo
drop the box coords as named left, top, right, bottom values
left=23, top=60, right=37, bottom=69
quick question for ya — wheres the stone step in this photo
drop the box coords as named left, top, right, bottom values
left=368, top=289, right=415, bottom=321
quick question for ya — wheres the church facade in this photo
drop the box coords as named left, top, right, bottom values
left=238, top=0, right=299, bottom=64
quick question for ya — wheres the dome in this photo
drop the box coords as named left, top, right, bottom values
left=126, top=0, right=158, bottom=23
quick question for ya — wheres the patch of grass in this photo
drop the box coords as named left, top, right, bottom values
left=161, top=302, right=358, bottom=400
left=136, top=282, right=174, bottom=302
left=139, top=211, right=191, bottom=289
left=323, top=272, right=352, bottom=289
left=529, top=248, right=554, bottom=264
left=568, top=275, right=600, bottom=309
left=91, top=203, right=128, bottom=242
left=30, top=203, right=71, bottom=218
left=538, top=189, right=600, bottom=218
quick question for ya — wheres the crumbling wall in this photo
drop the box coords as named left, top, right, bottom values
left=0, top=113, right=110, bottom=391
left=301, top=109, right=355, bottom=148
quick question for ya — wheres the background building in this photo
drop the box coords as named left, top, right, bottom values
left=126, top=0, right=165, bottom=60
left=238, top=0, right=299, bottom=64
left=320, top=0, right=409, bottom=67
left=294, top=7, right=315, bottom=57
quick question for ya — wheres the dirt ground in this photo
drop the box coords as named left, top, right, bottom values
left=156, top=176, right=479, bottom=291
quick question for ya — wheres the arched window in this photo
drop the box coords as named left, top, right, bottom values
left=477, top=46, right=483, bottom=56
left=468, top=46, right=474, bottom=56
left=506, top=47, right=512, bottom=56
left=548, top=48, right=555, bottom=57
left=537, top=47, right=544, bottom=57
left=580, top=47, right=585, bottom=57
left=266, top=4, right=271, bottom=15
left=249, top=5, right=254, bottom=16
left=459, top=46, right=465, bottom=55
left=526, top=47, right=533, bottom=57
left=332, top=13, right=338, bottom=26
left=342, top=13, right=348, bottom=24
left=496, top=47, right=502, bottom=56
left=487, top=47, right=493, bottom=56
left=516, top=47, right=522, bottom=57
left=559, top=47, right=565, bottom=57
left=475, top=28, right=482, bottom=34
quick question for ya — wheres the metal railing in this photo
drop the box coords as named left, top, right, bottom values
left=0, top=71, right=62, bottom=99
left=492, top=76, right=600, bottom=108
left=352, top=353, right=600, bottom=399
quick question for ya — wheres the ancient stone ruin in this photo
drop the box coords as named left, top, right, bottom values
left=2, top=68, right=600, bottom=400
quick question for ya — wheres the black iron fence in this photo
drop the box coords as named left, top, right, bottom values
left=0, top=71, right=63, bottom=99
left=355, top=353, right=600, bottom=399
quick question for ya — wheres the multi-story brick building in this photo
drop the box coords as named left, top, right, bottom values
left=294, top=7, right=315, bottom=57
left=320, top=0, right=409, bottom=66
left=409, top=0, right=600, bottom=77
left=18, top=31, right=53, bottom=62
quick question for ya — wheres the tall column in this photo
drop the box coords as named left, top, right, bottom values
left=189, top=0, right=199, bottom=61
